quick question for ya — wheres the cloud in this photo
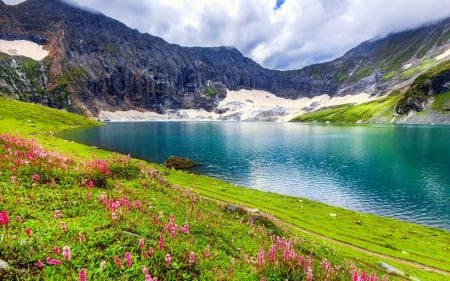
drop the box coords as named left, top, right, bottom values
left=4, top=0, right=450, bottom=70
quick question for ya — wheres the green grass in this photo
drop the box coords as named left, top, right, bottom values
left=291, top=93, right=402, bottom=123
left=0, top=97, right=449, bottom=280
left=399, top=59, right=438, bottom=79
left=431, top=91, right=450, bottom=112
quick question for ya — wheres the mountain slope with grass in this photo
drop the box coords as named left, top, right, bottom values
left=1, top=98, right=449, bottom=280
left=0, top=0, right=449, bottom=122
left=292, top=60, right=450, bottom=123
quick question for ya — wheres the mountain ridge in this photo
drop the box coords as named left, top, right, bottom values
left=0, top=0, right=449, bottom=121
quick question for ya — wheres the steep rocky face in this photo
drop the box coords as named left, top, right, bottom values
left=0, top=0, right=449, bottom=117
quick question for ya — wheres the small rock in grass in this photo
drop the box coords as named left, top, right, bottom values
left=329, top=213, right=337, bottom=217
left=0, top=259, right=9, bottom=270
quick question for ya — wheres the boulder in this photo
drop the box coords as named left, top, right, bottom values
left=164, top=156, right=200, bottom=170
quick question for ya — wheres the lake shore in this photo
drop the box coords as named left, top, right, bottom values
left=1, top=97, right=449, bottom=280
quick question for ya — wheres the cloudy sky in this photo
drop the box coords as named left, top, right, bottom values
left=4, top=0, right=450, bottom=70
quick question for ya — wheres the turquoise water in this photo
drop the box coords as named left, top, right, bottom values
left=58, top=122, right=450, bottom=230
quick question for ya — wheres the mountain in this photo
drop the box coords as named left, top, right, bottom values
left=0, top=0, right=449, bottom=121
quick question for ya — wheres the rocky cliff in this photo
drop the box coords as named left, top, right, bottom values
left=0, top=0, right=449, bottom=118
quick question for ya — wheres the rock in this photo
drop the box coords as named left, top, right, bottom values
left=164, top=156, right=200, bottom=170
left=329, top=213, right=337, bottom=217
left=226, top=205, right=238, bottom=213
left=0, top=259, right=9, bottom=271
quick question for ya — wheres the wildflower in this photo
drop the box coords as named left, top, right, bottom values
left=145, top=274, right=152, bottom=281
left=25, top=228, right=31, bottom=236
left=189, top=251, right=195, bottom=264
left=202, top=245, right=210, bottom=258
left=369, top=272, right=377, bottom=281
left=257, top=248, right=265, bottom=266
left=139, top=239, right=144, bottom=250
left=63, top=246, right=71, bottom=261
left=31, top=174, right=39, bottom=181
left=46, top=257, right=62, bottom=265
left=10, top=176, right=16, bottom=184
left=78, top=268, right=86, bottom=281
left=158, top=233, right=164, bottom=250
left=114, top=255, right=122, bottom=269
left=85, top=193, right=91, bottom=199
left=306, top=267, right=313, bottom=281
left=60, top=221, right=67, bottom=231
left=260, top=278, right=266, bottom=281
left=54, top=210, right=60, bottom=219
left=15, top=215, right=22, bottom=222
left=135, top=200, right=141, bottom=208
left=124, top=252, right=132, bottom=267
left=148, top=247, right=154, bottom=256
left=86, top=180, right=94, bottom=188
left=36, top=260, right=43, bottom=268
left=141, top=265, right=149, bottom=275
left=79, top=233, right=86, bottom=243
left=165, top=253, right=171, bottom=266
left=54, top=246, right=60, bottom=255
left=182, top=222, right=189, bottom=234
left=269, top=245, right=276, bottom=262
left=100, top=260, right=107, bottom=270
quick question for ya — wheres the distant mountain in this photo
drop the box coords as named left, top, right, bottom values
left=0, top=0, right=449, bottom=120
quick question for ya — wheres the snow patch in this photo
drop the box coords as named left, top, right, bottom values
left=0, top=40, right=49, bottom=61
left=435, top=47, right=450, bottom=61
left=98, top=89, right=379, bottom=122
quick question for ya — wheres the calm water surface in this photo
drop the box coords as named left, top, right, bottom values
left=58, top=122, right=450, bottom=230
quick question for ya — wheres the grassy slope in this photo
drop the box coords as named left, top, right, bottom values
left=0, top=98, right=449, bottom=280
left=291, top=93, right=402, bottom=123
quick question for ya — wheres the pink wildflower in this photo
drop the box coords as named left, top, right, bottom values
left=182, top=222, right=189, bottom=234
left=31, top=174, right=39, bottom=181
left=78, top=268, right=86, bottom=281
left=124, top=252, right=132, bottom=267
left=86, top=180, right=94, bottom=188
left=306, top=267, right=313, bottom=281
left=46, top=257, right=62, bottom=265
left=114, top=255, right=122, bottom=269
left=79, top=233, right=86, bottom=243
left=189, top=251, right=195, bottom=264
left=257, top=248, right=265, bottom=266
left=54, top=246, right=60, bottom=255
left=36, top=260, right=43, bottom=268
left=260, top=278, right=266, bottom=281
left=148, top=247, right=154, bottom=256
left=139, top=239, right=144, bottom=250
left=60, top=221, right=67, bottom=231
left=25, top=228, right=31, bottom=236
left=16, top=215, right=22, bottom=222
left=63, top=246, right=71, bottom=261
left=10, top=176, right=16, bottom=184
left=54, top=210, right=60, bottom=219
left=165, top=253, right=171, bottom=266
left=369, top=272, right=377, bottom=281
left=135, top=200, right=141, bottom=208
left=141, top=265, right=149, bottom=275
left=158, top=233, right=164, bottom=250
left=145, top=274, right=152, bottom=281
left=269, top=245, right=276, bottom=262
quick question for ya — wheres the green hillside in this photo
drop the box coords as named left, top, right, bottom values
left=0, top=98, right=449, bottom=280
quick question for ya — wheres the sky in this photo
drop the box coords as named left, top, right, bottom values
left=4, top=0, right=450, bottom=70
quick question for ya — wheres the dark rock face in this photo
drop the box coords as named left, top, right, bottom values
left=0, top=0, right=449, bottom=116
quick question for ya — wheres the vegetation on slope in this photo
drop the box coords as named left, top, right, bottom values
left=0, top=98, right=449, bottom=280
left=291, top=93, right=402, bottom=123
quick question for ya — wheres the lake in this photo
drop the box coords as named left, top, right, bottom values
left=58, top=122, right=450, bottom=230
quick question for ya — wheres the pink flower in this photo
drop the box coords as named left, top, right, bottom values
left=78, top=268, right=86, bottom=281
left=79, top=233, right=86, bottom=243
left=124, top=252, right=131, bottom=267
left=158, top=233, right=164, bottom=250
left=260, top=278, right=266, bottom=281
left=182, top=222, right=189, bottom=234
left=36, top=260, right=43, bottom=268
left=145, top=274, right=152, bottom=281
left=189, top=251, right=195, bottom=264
left=135, top=200, right=141, bottom=208
left=85, top=180, right=95, bottom=188
left=141, top=265, right=149, bottom=275
left=257, top=248, right=265, bottom=266
left=16, top=215, right=22, bottom=222
left=114, top=255, right=122, bottom=269
left=54, top=246, right=60, bottom=255
left=139, top=239, right=144, bottom=250
left=148, top=247, right=154, bottom=256
left=54, top=210, right=60, bottom=219
left=85, top=193, right=91, bottom=199
left=25, top=228, right=31, bottom=236
left=31, top=174, right=39, bottom=181
left=63, top=246, right=71, bottom=261
left=10, top=176, right=16, bottom=184
left=46, top=257, right=62, bottom=265
left=60, top=221, right=67, bottom=231
left=165, top=253, right=171, bottom=266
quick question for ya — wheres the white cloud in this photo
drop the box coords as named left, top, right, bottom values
left=3, top=0, right=450, bottom=70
